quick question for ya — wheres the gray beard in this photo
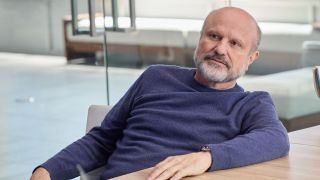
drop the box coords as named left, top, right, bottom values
left=194, top=57, right=245, bottom=83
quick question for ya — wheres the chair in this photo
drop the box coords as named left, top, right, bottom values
left=313, top=66, right=320, bottom=98
left=86, top=105, right=111, bottom=133
left=80, top=105, right=111, bottom=180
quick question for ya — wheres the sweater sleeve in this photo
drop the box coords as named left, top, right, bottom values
left=206, top=92, right=290, bottom=171
left=39, top=71, right=146, bottom=180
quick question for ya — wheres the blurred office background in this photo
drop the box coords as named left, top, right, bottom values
left=1, top=0, right=320, bottom=179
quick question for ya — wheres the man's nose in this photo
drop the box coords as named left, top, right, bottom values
left=214, top=40, right=228, bottom=56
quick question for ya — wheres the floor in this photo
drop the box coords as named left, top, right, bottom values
left=0, top=52, right=143, bottom=179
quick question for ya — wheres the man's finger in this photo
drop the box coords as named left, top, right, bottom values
left=153, top=163, right=185, bottom=180
left=170, top=169, right=188, bottom=180
left=148, top=157, right=181, bottom=180
left=154, top=156, right=173, bottom=168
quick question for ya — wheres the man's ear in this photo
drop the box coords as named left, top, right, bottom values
left=248, top=50, right=260, bottom=65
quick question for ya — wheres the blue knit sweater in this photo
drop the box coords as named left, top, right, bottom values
left=41, top=65, right=289, bottom=179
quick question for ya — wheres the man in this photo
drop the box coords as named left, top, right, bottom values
left=31, top=7, right=289, bottom=180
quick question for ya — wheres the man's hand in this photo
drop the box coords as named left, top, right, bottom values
left=30, top=167, right=51, bottom=180
left=147, top=151, right=212, bottom=180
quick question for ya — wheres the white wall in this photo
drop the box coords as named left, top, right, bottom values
left=0, top=0, right=51, bottom=54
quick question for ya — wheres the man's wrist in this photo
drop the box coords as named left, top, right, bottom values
left=200, top=145, right=213, bottom=171
left=200, top=145, right=211, bottom=152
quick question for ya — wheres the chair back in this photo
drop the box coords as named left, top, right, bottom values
left=86, top=105, right=112, bottom=133
left=80, top=105, right=111, bottom=180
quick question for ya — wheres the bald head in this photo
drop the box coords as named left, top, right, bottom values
left=201, top=7, right=261, bottom=51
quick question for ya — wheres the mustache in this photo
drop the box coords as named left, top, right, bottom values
left=203, top=53, right=231, bottom=69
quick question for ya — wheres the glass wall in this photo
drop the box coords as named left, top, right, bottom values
left=68, top=0, right=320, bottom=133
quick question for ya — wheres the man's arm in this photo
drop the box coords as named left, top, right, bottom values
left=206, top=93, right=289, bottom=171
left=30, top=71, right=146, bottom=180
left=30, top=102, right=129, bottom=179
left=148, top=92, right=289, bottom=180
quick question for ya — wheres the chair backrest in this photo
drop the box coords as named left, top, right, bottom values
left=86, top=105, right=112, bottom=133
left=80, top=105, right=112, bottom=180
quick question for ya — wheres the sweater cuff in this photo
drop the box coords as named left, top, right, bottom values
left=40, top=160, right=72, bottom=180
left=40, top=161, right=56, bottom=179
left=204, top=144, right=231, bottom=171
left=32, top=164, right=55, bottom=179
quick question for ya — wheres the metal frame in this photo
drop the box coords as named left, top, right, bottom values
left=71, top=0, right=136, bottom=36
left=70, top=0, right=136, bottom=105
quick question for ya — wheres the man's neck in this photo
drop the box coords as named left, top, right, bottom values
left=194, top=71, right=237, bottom=90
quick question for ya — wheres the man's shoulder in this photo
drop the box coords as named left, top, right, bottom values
left=243, top=90, right=274, bottom=105
left=245, top=90, right=271, bottom=97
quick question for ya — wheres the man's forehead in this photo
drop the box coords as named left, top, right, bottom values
left=204, top=16, right=253, bottom=36
left=206, top=8, right=257, bottom=30
left=204, top=8, right=258, bottom=42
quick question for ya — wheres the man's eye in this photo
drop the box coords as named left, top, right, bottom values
left=209, top=34, right=219, bottom=39
left=230, top=40, right=241, bottom=47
